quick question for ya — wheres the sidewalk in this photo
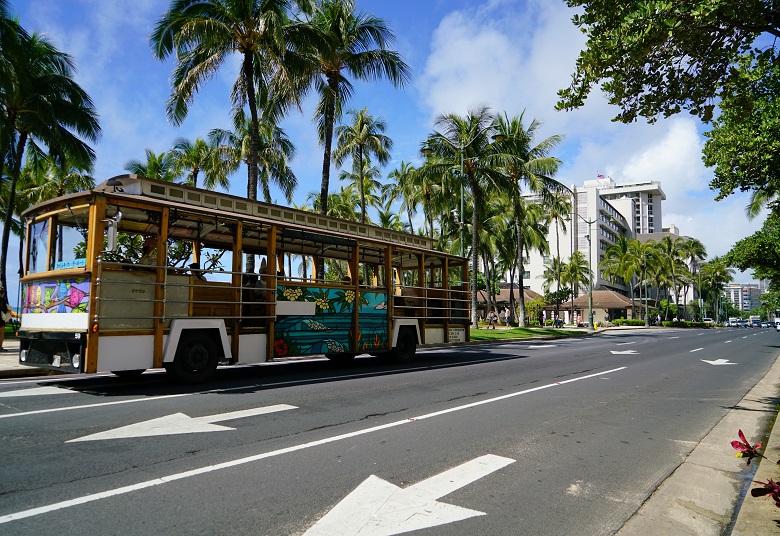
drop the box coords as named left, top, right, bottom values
left=0, top=329, right=779, bottom=533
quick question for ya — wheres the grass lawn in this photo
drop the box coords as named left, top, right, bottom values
left=469, top=325, right=587, bottom=341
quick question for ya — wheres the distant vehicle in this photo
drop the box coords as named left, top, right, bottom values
left=751, top=319, right=762, bottom=328
left=736, top=320, right=747, bottom=328
left=702, top=318, right=714, bottom=325
left=728, top=317, right=737, bottom=327
left=777, top=323, right=780, bottom=332
left=762, top=321, right=770, bottom=328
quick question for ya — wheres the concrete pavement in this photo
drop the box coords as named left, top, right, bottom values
left=1, top=330, right=779, bottom=533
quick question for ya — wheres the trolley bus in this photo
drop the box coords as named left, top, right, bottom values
left=17, top=174, right=470, bottom=383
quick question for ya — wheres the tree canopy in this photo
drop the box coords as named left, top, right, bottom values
left=557, top=0, right=780, bottom=124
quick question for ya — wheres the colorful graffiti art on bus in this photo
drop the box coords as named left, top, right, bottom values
left=274, top=285, right=387, bottom=358
left=21, top=278, right=90, bottom=314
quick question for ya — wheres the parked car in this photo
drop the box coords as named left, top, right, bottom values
left=762, top=321, right=770, bottom=328
left=702, top=318, right=714, bottom=325
left=736, top=320, right=747, bottom=328
left=751, top=319, right=762, bottom=328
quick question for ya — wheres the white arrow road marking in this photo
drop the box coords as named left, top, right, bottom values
left=526, top=344, right=557, bottom=349
left=67, top=404, right=296, bottom=442
left=701, top=359, right=737, bottom=366
left=0, top=367, right=626, bottom=526
left=669, top=336, right=679, bottom=339
left=690, top=348, right=704, bottom=353
left=725, top=340, right=732, bottom=344
left=610, top=350, right=638, bottom=355
left=303, top=454, right=515, bottom=536
left=0, top=386, right=77, bottom=398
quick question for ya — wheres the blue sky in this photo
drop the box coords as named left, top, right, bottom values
left=7, top=0, right=763, bottom=296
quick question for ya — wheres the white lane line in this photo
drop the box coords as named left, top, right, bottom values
left=615, top=342, right=635, bottom=346
left=0, top=356, right=526, bottom=420
left=0, top=386, right=78, bottom=398
left=669, top=336, right=679, bottom=339
left=690, top=348, right=704, bottom=353
left=724, top=340, right=732, bottom=344
left=0, top=366, right=628, bottom=525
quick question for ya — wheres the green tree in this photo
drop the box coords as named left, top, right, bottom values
left=0, top=27, right=100, bottom=291
left=557, top=1, right=779, bottom=124
left=306, top=0, right=410, bottom=217
left=493, top=111, right=563, bottom=327
left=384, top=161, right=418, bottom=234
left=562, top=249, right=591, bottom=323
left=600, top=234, right=637, bottom=314
left=209, top=107, right=297, bottom=203
left=336, top=156, right=382, bottom=222
left=124, top=149, right=177, bottom=182
left=725, top=213, right=780, bottom=287
left=151, top=0, right=313, bottom=206
left=170, top=137, right=230, bottom=190
left=703, top=53, right=780, bottom=208
left=333, top=107, right=392, bottom=224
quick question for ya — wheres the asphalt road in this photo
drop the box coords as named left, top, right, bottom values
left=0, top=327, right=777, bottom=535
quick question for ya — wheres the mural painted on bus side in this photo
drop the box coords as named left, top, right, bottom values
left=274, top=285, right=388, bottom=358
left=21, top=278, right=90, bottom=314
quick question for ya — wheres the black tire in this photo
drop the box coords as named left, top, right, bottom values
left=392, top=327, right=417, bottom=363
left=112, top=369, right=146, bottom=378
left=325, top=353, right=357, bottom=364
left=166, top=334, right=218, bottom=384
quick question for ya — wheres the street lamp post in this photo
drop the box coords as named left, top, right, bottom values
left=572, top=212, right=597, bottom=331
left=643, top=254, right=650, bottom=327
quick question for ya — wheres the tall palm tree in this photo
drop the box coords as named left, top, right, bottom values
left=600, top=233, right=637, bottom=312
left=656, top=235, right=688, bottom=319
left=151, top=0, right=314, bottom=204
left=493, top=111, right=564, bottom=326
left=306, top=0, right=410, bottom=217
left=680, top=237, right=706, bottom=319
left=545, top=189, right=572, bottom=290
left=170, top=137, right=230, bottom=190
left=0, top=29, right=100, bottom=292
left=384, top=161, right=418, bottom=234
left=333, top=107, right=392, bottom=223
left=699, top=256, right=734, bottom=321
left=337, top=158, right=382, bottom=219
left=124, top=149, right=177, bottom=182
left=422, top=106, right=511, bottom=327
left=562, top=250, right=591, bottom=323
left=209, top=107, right=297, bottom=203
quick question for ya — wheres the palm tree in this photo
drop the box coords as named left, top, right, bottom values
left=699, top=256, right=734, bottom=321
left=562, top=250, right=591, bottom=323
left=384, top=161, right=418, bottom=234
left=600, top=234, right=637, bottom=312
left=124, top=149, right=177, bottom=182
left=492, top=111, right=564, bottom=327
left=306, top=0, right=410, bottom=217
left=656, top=235, right=688, bottom=319
left=209, top=107, right=297, bottom=203
left=333, top=107, right=392, bottom=223
left=680, top=237, right=706, bottom=319
left=545, top=189, right=572, bottom=290
left=170, top=137, right=230, bottom=190
left=337, top=158, right=382, bottom=220
left=151, top=0, right=314, bottom=205
left=422, top=106, right=512, bottom=327
left=0, top=29, right=100, bottom=292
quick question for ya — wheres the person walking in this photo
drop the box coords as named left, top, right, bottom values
left=0, top=287, right=14, bottom=351
left=504, top=306, right=511, bottom=328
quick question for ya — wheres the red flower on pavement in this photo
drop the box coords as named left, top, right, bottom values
left=732, top=429, right=763, bottom=466
left=274, top=339, right=288, bottom=357
left=751, top=479, right=780, bottom=508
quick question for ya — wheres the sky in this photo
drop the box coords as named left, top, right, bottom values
left=6, top=0, right=765, bottom=300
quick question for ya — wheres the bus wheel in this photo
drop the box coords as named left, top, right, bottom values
left=392, top=328, right=417, bottom=363
left=112, top=369, right=146, bottom=378
left=167, top=335, right=218, bottom=384
left=325, top=353, right=356, bottom=364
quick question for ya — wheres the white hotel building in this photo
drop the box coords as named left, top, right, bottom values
left=521, top=177, right=669, bottom=319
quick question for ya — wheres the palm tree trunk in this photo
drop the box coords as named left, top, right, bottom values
left=0, top=131, right=27, bottom=293
left=243, top=52, right=259, bottom=273
left=514, top=219, right=526, bottom=327
left=358, top=147, right=366, bottom=224
left=320, top=77, right=338, bottom=216
left=470, top=178, right=479, bottom=328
